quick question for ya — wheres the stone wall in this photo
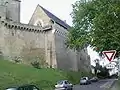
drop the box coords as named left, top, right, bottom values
left=44, top=29, right=57, bottom=68
left=0, top=2, right=90, bottom=71
left=0, top=18, right=52, bottom=66
left=77, top=49, right=91, bottom=72
left=28, top=4, right=58, bottom=68
left=6, top=0, right=21, bottom=22
left=53, top=23, right=78, bottom=71
left=0, top=5, right=6, bottom=20
left=52, top=22, right=91, bottom=72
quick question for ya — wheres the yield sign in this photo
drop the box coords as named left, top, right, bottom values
left=102, top=50, right=116, bottom=62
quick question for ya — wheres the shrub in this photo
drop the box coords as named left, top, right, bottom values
left=31, top=61, right=40, bottom=69
left=30, top=56, right=48, bottom=68
left=13, top=56, right=21, bottom=63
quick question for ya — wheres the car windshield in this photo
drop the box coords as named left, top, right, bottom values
left=81, top=77, right=87, bottom=80
left=57, top=81, right=63, bottom=85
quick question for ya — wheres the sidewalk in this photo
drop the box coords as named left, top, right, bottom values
left=110, top=81, right=119, bottom=90
left=100, top=79, right=117, bottom=89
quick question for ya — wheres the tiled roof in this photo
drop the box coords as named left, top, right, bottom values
left=39, top=5, right=71, bottom=29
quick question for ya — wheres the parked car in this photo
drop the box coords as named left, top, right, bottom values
left=90, top=76, right=99, bottom=82
left=6, top=84, right=40, bottom=90
left=55, top=80, right=73, bottom=90
left=80, top=77, right=91, bottom=85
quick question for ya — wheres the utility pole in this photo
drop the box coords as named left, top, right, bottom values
left=94, top=59, right=100, bottom=76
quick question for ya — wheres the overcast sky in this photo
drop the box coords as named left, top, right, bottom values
left=21, top=0, right=77, bottom=25
left=20, top=0, right=100, bottom=65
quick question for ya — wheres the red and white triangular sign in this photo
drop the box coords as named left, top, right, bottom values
left=102, top=50, right=116, bottom=62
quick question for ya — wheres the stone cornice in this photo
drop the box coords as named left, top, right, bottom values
left=0, top=17, right=52, bottom=33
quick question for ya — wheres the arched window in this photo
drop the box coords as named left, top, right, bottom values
left=36, top=21, right=42, bottom=27
left=34, top=19, right=44, bottom=27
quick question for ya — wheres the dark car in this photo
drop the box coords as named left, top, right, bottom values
left=55, top=80, right=73, bottom=90
left=6, top=85, right=40, bottom=90
left=90, top=77, right=99, bottom=82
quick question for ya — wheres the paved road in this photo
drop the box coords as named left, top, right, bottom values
left=73, top=79, right=116, bottom=90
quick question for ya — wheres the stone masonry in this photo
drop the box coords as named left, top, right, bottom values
left=0, top=17, right=53, bottom=66
left=0, top=0, right=91, bottom=72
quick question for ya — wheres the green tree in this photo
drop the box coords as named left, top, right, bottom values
left=67, top=0, right=120, bottom=57
left=97, top=67, right=109, bottom=78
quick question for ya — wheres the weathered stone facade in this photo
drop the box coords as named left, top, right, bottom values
left=0, top=18, right=52, bottom=66
left=0, top=0, right=90, bottom=72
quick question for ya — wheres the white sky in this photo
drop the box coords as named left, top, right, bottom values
left=21, top=0, right=76, bottom=25
left=20, top=0, right=100, bottom=65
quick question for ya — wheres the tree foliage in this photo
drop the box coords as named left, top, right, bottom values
left=67, top=0, right=120, bottom=57
left=97, top=67, right=109, bottom=78
left=92, top=60, right=109, bottom=78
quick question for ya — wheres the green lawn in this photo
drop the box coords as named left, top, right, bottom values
left=0, top=59, right=89, bottom=90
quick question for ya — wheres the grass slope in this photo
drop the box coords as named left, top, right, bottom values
left=0, top=60, right=89, bottom=90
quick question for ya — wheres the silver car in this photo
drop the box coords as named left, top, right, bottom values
left=55, top=80, right=73, bottom=90
left=80, top=77, right=91, bottom=85
left=90, top=76, right=99, bottom=82
left=6, top=85, right=40, bottom=90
